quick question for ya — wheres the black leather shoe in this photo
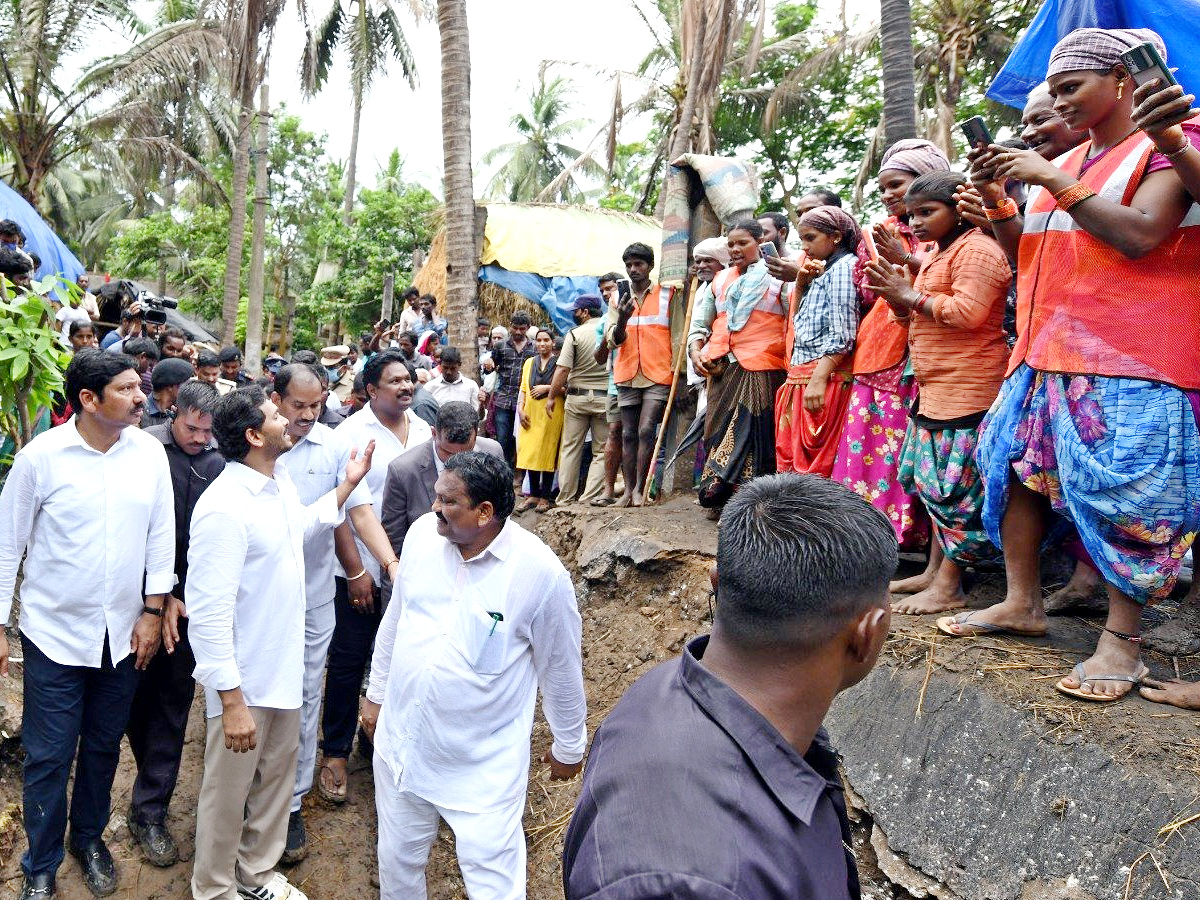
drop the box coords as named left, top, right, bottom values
left=128, top=814, right=179, bottom=867
left=67, top=837, right=118, bottom=897
left=18, top=872, right=55, bottom=900
left=280, top=810, right=308, bottom=865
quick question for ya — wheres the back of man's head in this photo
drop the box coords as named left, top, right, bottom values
left=714, top=473, right=897, bottom=651
left=435, top=401, right=479, bottom=444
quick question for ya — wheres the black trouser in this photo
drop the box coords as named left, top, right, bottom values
left=21, top=633, right=140, bottom=879
left=494, top=406, right=517, bottom=468
left=321, top=577, right=382, bottom=759
left=126, top=618, right=196, bottom=826
left=529, top=471, right=555, bottom=499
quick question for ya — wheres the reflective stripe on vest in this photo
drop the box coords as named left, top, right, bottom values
left=702, top=266, right=788, bottom=372
left=1011, top=127, right=1200, bottom=390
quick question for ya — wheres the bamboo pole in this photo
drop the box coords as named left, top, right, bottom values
left=645, top=276, right=698, bottom=503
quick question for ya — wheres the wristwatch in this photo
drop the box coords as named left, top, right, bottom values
left=141, top=604, right=164, bottom=617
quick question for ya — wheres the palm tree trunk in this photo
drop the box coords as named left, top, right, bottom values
left=438, top=0, right=479, bottom=375
left=655, top=5, right=708, bottom=219
left=879, top=0, right=918, bottom=148
left=343, top=82, right=363, bottom=225
left=221, top=101, right=253, bottom=345
left=157, top=100, right=185, bottom=297
left=245, top=85, right=271, bottom=375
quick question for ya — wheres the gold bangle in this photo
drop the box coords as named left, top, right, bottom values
left=1163, top=138, right=1193, bottom=160
left=1053, top=182, right=1096, bottom=212
left=984, top=198, right=1019, bottom=222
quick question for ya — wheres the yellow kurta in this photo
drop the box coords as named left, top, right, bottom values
left=516, top=355, right=565, bottom=473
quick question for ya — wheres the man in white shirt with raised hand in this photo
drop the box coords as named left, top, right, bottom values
left=0, top=349, right=175, bottom=900
left=360, top=451, right=588, bottom=900
left=187, top=385, right=375, bottom=900
left=269, top=364, right=399, bottom=864
left=318, top=350, right=431, bottom=804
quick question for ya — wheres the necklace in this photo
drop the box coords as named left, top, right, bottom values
left=1085, top=126, right=1140, bottom=162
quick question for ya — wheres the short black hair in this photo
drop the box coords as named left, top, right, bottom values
left=64, top=348, right=137, bottom=412
left=758, top=211, right=790, bottom=233
left=715, top=474, right=897, bottom=650
left=158, top=327, right=187, bottom=348
left=622, top=242, right=654, bottom=266
left=290, top=349, right=318, bottom=365
left=598, top=271, right=623, bottom=285
left=905, top=171, right=966, bottom=208
left=364, top=349, right=411, bottom=388
left=218, top=346, right=242, bottom=364
left=476, top=317, right=490, bottom=327
left=0, top=248, right=33, bottom=277
left=351, top=372, right=366, bottom=395
left=274, top=363, right=323, bottom=399
left=805, top=187, right=843, bottom=208
left=124, top=337, right=160, bottom=361
left=510, top=311, right=532, bottom=328
left=68, top=319, right=95, bottom=338
left=402, top=286, right=420, bottom=300
left=435, top=401, right=480, bottom=443
left=445, top=451, right=515, bottom=520
left=0, top=219, right=24, bottom=241
left=728, top=218, right=765, bottom=241
left=397, top=330, right=419, bottom=346
left=175, top=379, right=219, bottom=417
left=196, top=350, right=220, bottom=369
left=440, top=346, right=462, bottom=366
left=308, top=362, right=329, bottom=388
left=212, top=385, right=268, bottom=462
left=420, top=293, right=438, bottom=307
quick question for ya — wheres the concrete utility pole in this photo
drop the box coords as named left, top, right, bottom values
left=245, top=84, right=271, bottom=374
left=382, top=273, right=394, bottom=324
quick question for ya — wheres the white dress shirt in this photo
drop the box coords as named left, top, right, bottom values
left=279, top=422, right=372, bottom=610
left=367, top=513, right=587, bottom=812
left=0, top=420, right=175, bottom=667
left=336, top=402, right=432, bottom=582
left=187, top=461, right=342, bottom=717
left=425, top=374, right=480, bottom=411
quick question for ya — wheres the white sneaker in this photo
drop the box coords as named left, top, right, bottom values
left=237, top=871, right=308, bottom=900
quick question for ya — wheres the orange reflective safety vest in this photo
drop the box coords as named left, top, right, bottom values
left=1011, top=128, right=1200, bottom=390
left=700, top=265, right=788, bottom=372
left=613, top=284, right=676, bottom=386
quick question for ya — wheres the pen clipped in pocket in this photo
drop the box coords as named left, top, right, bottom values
left=472, top=610, right=506, bottom=675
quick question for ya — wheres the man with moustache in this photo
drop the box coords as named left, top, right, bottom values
left=360, top=452, right=587, bottom=899
left=127, top=380, right=224, bottom=868
left=318, top=351, right=431, bottom=804
left=0, top=350, right=175, bottom=900
left=270, top=364, right=399, bottom=862
left=547, top=294, right=609, bottom=505
left=187, top=386, right=375, bottom=900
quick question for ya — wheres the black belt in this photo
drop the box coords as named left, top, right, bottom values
left=566, top=388, right=607, bottom=396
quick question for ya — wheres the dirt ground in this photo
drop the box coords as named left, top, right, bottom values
left=0, top=495, right=1195, bottom=900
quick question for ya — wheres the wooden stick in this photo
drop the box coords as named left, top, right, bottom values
left=645, top=276, right=698, bottom=503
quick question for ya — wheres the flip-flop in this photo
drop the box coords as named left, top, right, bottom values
left=590, top=497, right=617, bottom=507
left=318, top=761, right=348, bottom=804
left=1055, top=661, right=1149, bottom=703
left=935, top=611, right=1047, bottom=638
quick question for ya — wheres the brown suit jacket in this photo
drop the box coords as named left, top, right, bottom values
left=379, top=437, right=504, bottom=594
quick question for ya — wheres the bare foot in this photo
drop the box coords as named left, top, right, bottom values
left=631, top=489, right=644, bottom=508
left=1044, top=562, right=1103, bottom=615
left=1140, top=677, right=1200, bottom=709
left=1056, top=632, right=1145, bottom=700
left=937, top=599, right=1048, bottom=636
left=615, top=491, right=635, bottom=508
left=319, top=757, right=348, bottom=803
left=891, top=583, right=967, bottom=615
left=889, top=570, right=936, bottom=595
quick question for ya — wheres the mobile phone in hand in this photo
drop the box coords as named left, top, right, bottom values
left=958, top=115, right=993, bottom=149
left=759, top=242, right=779, bottom=258
left=1119, top=41, right=1178, bottom=90
left=617, top=279, right=631, bottom=302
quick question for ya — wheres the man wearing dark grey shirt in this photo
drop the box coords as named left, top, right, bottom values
left=564, top=473, right=897, bottom=900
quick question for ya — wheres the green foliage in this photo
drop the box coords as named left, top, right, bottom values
left=0, top=277, right=72, bottom=459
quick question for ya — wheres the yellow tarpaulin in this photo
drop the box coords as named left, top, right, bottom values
left=479, top=203, right=662, bottom=279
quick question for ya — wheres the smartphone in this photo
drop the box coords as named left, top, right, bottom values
left=759, top=242, right=779, bottom=258
left=1119, top=41, right=1178, bottom=89
left=958, top=115, right=993, bottom=149
left=617, top=279, right=631, bottom=302
left=379, top=317, right=391, bottom=330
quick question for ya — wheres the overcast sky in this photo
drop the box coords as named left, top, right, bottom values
left=265, top=0, right=879, bottom=197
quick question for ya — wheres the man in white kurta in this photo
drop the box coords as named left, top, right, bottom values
left=187, top=386, right=374, bottom=900
left=361, top=451, right=587, bottom=900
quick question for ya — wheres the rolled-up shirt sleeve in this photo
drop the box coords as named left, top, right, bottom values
left=187, top=509, right=247, bottom=692
left=0, top=453, right=39, bottom=624
left=530, top=570, right=587, bottom=765
left=143, top=448, right=177, bottom=596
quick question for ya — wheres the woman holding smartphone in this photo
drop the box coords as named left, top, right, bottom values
left=963, top=27, right=1200, bottom=704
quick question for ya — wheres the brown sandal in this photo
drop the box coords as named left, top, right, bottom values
left=318, top=760, right=348, bottom=804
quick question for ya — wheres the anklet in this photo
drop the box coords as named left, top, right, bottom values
left=1103, top=627, right=1141, bottom=644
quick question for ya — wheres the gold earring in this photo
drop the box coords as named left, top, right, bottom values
left=1117, top=78, right=1125, bottom=100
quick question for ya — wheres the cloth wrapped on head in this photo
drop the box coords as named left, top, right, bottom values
left=1047, top=28, right=1167, bottom=80
left=692, top=236, right=730, bottom=267
left=798, top=205, right=872, bottom=301
left=879, top=140, right=951, bottom=177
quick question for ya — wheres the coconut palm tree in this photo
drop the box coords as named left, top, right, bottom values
left=436, top=0, right=478, bottom=373
left=878, top=0, right=918, bottom=147
left=300, top=0, right=419, bottom=224
left=480, top=74, right=600, bottom=204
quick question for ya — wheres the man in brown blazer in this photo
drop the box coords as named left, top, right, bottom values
left=379, top=401, right=503, bottom=596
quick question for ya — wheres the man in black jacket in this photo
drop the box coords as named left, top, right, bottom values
left=127, top=380, right=225, bottom=866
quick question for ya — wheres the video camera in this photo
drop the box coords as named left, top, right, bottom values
left=137, top=288, right=178, bottom=326
left=96, top=279, right=178, bottom=325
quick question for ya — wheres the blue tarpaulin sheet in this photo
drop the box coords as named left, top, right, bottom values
left=0, top=180, right=85, bottom=284
left=987, top=0, right=1200, bottom=109
left=478, top=265, right=610, bottom=334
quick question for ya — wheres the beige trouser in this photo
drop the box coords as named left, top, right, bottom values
left=557, top=393, right=609, bottom=504
left=192, top=706, right=301, bottom=900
